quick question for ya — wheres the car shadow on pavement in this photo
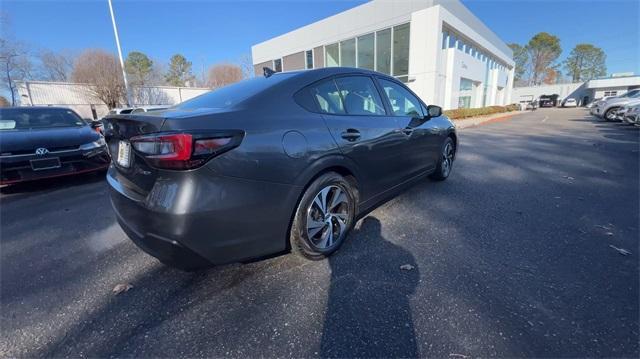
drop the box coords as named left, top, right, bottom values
left=320, top=216, right=419, bottom=358
left=0, top=170, right=106, bottom=198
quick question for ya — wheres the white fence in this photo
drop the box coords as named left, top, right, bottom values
left=15, top=81, right=210, bottom=119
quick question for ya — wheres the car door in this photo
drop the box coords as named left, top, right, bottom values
left=377, top=77, right=441, bottom=176
left=312, top=75, right=407, bottom=200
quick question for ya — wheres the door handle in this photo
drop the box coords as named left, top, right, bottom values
left=341, top=129, right=361, bottom=141
left=402, top=128, right=414, bottom=136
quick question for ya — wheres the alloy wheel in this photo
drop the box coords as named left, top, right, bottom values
left=306, top=185, right=350, bottom=250
left=442, top=142, right=454, bottom=177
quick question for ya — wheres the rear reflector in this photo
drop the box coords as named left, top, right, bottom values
left=129, top=131, right=243, bottom=170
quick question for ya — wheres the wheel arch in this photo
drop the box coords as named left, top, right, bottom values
left=285, top=155, right=362, bottom=251
left=447, top=130, right=458, bottom=159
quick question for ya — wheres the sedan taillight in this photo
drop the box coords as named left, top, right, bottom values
left=130, top=131, right=243, bottom=170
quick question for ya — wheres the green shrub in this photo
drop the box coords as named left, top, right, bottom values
left=443, top=104, right=519, bottom=120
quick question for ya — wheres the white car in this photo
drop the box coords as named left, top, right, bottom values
left=624, top=104, right=640, bottom=126
left=108, top=105, right=170, bottom=115
left=108, top=107, right=135, bottom=115
left=563, top=98, right=577, bottom=107
left=130, top=105, right=170, bottom=113
left=595, top=89, right=640, bottom=120
left=619, top=100, right=640, bottom=125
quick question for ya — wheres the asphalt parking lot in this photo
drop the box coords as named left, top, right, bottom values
left=1, top=108, right=638, bottom=358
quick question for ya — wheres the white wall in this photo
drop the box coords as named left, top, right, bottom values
left=593, top=87, right=632, bottom=98
left=401, top=4, right=515, bottom=109
left=16, top=81, right=210, bottom=119
left=251, top=0, right=516, bottom=110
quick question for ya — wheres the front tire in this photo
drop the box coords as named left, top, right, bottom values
left=430, top=137, right=455, bottom=181
left=290, top=172, right=356, bottom=260
left=604, top=107, right=619, bottom=121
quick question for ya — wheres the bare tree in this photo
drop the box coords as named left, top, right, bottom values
left=207, top=63, right=243, bottom=89
left=0, top=13, right=32, bottom=106
left=38, top=49, right=74, bottom=81
left=0, top=95, right=9, bottom=107
left=1, top=12, right=32, bottom=105
left=71, top=49, right=125, bottom=109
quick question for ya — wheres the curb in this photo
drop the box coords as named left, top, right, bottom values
left=453, top=111, right=523, bottom=129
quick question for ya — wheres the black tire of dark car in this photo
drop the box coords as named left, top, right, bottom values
left=290, top=172, right=357, bottom=260
left=429, top=137, right=455, bottom=181
left=604, top=107, right=619, bottom=121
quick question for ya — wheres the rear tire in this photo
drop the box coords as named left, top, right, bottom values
left=290, top=172, right=356, bottom=260
left=430, top=137, right=455, bottom=181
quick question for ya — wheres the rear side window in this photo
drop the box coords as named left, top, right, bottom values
left=334, top=76, right=385, bottom=115
left=310, top=79, right=345, bottom=114
left=177, top=73, right=295, bottom=110
left=379, top=79, right=424, bottom=118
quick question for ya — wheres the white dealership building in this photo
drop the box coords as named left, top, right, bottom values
left=252, top=0, right=515, bottom=110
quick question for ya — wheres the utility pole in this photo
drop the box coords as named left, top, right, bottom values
left=107, top=0, right=132, bottom=107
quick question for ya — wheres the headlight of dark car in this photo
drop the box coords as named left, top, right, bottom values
left=79, top=137, right=106, bottom=150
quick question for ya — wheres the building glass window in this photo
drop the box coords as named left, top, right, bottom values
left=442, top=31, right=449, bottom=49
left=305, top=50, right=313, bottom=69
left=379, top=79, right=424, bottom=118
left=273, top=58, right=282, bottom=72
left=458, top=96, right=471, bottom=109
left=311, top=79, right=345, bottom=114
left=340, top=38, right=356, bottom=67
left=392, top=23, right=410, bottom=77
left=334, top=76, right=385, bottom=115
left=460, top=78, right=474, bottom=91
left=604, top=91, right=618, bottom=96
left=376, top=28, right=392, bottom=75
left=357, top=33, right=375, bottom=70
left=325, top=43, right=339, bottom=67
left=448, top=33, right=456, bottom=48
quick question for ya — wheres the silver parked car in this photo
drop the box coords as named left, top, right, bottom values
left=621, top=103, right=640, bottom=126
left=595, top=90, right=640, bottom=120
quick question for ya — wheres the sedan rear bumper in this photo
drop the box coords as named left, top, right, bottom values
left=107, top=166, right=302, bottom=268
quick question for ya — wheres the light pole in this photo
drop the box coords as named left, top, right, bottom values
left=107, top=0, right=132, bottom=107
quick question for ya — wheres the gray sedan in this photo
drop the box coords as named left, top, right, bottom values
left=103, top=67, right=457, bottom=270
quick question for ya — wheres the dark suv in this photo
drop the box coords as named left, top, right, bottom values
left=104, top=67, right=457, bottom=270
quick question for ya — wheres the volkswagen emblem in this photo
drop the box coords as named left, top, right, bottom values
left=35, top=148, right=49, bottom=156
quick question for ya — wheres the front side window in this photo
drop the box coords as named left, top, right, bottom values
left=325, top=43, right=339, bottom=67
left=310, top=79, right=345, bottom=115
left=334, top=76, right=385, bottom=115
left=379, top=78, right=423, bottom=118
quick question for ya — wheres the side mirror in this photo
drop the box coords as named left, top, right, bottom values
left=426, top=105, right=442, bottom=118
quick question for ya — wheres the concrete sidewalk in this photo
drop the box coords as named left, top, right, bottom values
left=454, top=110, right=526, bottom=129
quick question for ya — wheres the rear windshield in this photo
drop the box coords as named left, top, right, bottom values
left=175, top=73, right=296, bottom=110
left=0, top=108, right=86, bottom=130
